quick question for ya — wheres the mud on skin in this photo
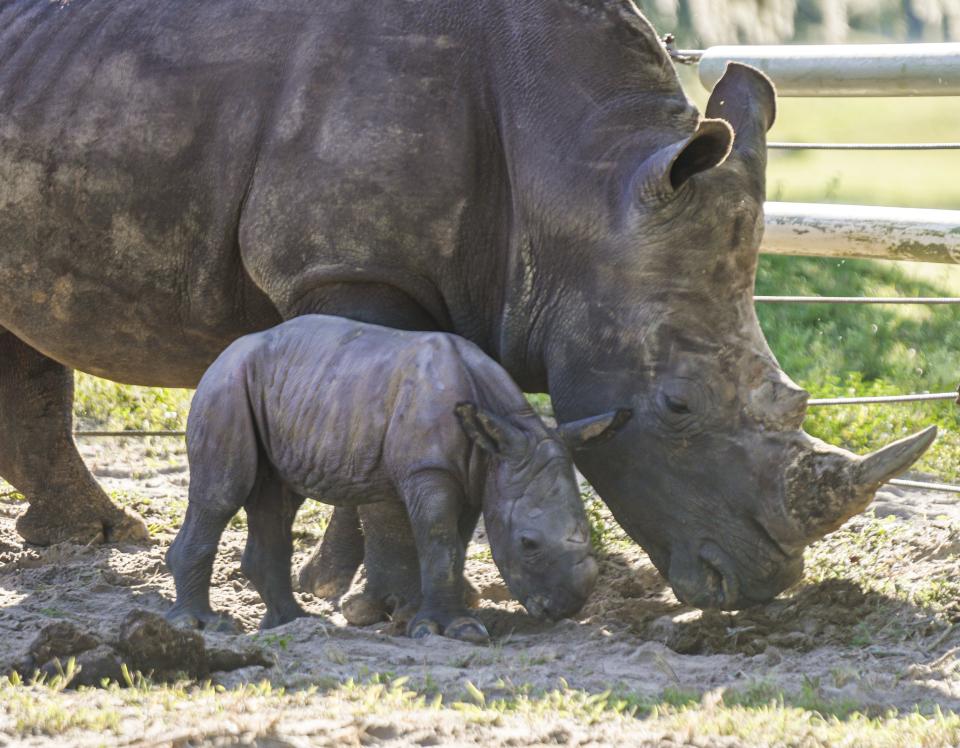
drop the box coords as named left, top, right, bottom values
left=166, top=315, right=629, bottom=642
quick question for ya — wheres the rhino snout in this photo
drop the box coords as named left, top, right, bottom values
left=524, top=555, right=599, bottom=621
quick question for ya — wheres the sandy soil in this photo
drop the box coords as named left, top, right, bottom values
left=1, top=438, right=960, bottom=746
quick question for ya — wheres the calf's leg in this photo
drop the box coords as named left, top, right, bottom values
left=166, top=374, right=258, bottom=631
left=401, top=470, right=488, bottom=644
left=0, top=330, right=148, bottom=545
left=241, top=474, right=308, bottom=629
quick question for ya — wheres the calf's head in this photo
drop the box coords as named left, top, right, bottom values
left=544, top=62, right=936, bottom=610
left=456, top=403, right=631, bottom=619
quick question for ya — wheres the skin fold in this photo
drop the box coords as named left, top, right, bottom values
left=0, top=0, right=932, bottom=610
left=165, top=315, right=624, bottom=641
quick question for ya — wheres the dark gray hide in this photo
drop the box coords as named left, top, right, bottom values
left=166, top=315, right=613, bottom=639
left=0, top=0, right=933, bottom=608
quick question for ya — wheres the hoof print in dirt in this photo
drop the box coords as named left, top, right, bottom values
left=117, top=610, right=209, bottom=680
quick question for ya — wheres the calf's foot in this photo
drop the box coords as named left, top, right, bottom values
left=260, top=603, right=311, bottom=630
left=166, top=606, right=239, bottom=634
left=408, top=610, right=489, bottom=644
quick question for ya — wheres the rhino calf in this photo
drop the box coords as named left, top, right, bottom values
left=166, top=315, right=629, bottom=642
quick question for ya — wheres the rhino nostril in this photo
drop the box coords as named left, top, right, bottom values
left=699, top=542, right=741, bottom=610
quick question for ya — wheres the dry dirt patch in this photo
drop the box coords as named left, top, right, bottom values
left=1, top=438, right=960, bottom=746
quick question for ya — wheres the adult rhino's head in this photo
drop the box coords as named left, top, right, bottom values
left=543, top=62, right=936, bottom=609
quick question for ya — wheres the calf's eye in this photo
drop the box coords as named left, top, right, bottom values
left=664, top=394, right=691, bottom=414
left=520, top=533, right=541, bottom=552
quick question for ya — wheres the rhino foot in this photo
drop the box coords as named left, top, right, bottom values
left=17, top=499, right=149, bottom=546
left=260, top=604, right=311, bottom=631
left=165, top=606, right=239, bottom=634
left=408, top=611, right=489, bottom=644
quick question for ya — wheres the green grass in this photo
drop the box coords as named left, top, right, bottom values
left=5, top=671, right=960, bottom=747
left=73, top=375, right=192, bottom=432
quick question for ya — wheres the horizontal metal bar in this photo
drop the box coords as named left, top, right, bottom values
left=888, top=478, right=960, bottom=494
left=769, top=142, right=960, bottom=151
left=698, top=43, right=960, bottom=96
left=754, top=296, right=960, bottom=304
left=762, top=202, right=960, bottom=265
left=808, top=393, right=957, bottom=406
left=74, top=430, right=185, bottom=438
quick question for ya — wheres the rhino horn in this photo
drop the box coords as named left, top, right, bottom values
left=785, top=426, right=937, bottom=541
left=857, top=425, right=938, bottom=489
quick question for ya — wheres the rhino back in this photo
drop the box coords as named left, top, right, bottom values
left=0, top=0, right=298, bottom=383
left=238, top=316, right=478, bottom=503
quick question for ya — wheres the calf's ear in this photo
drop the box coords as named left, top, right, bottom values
left=455, top=402, right=524, bottom=456
left=558, top=409, right=633, bottom=451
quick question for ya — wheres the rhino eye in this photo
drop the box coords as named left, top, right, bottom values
left=664, top=394, right=691, bottom=414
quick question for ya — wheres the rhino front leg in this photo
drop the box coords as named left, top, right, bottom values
left=241, top=476, right=308, bottom=629
left=401, top=470, right=488, bottom=645
left=0, top=330, right=148, bottom=545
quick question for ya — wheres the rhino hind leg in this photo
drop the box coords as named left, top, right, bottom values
left=241, top=475, right=309, bottom=630
left=297, top=505, right=364, bottom=598
left=0, top=330, right=148, bottom=545
left=341, top=501, right=422, bottom=627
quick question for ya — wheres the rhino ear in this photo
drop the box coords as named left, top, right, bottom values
left=705, top=62, right=776, bottom=185
left=455, top=402, right=524, bottom=456
left=557, top=409, right=632, bottom=451
left=636, top=119, right=733, bottom=198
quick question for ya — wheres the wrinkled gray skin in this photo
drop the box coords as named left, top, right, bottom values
left=0, top=0, right=934, bottom=611
left=166, top=315, right=616, bottom=640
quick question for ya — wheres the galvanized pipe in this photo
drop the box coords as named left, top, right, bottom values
left=698, top=43, right=960, bottom=97
left=888, top=478, right=960, bottom=494
left=808, top=393, right=957, bottom=406
left=769, top=142, right=960, bottom=150
left=761, top=202, right=960, bottom=265
left=755, top=296, right=960, bottom=304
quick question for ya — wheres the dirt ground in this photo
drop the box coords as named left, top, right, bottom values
left=2, top=437, right=960, bottom=746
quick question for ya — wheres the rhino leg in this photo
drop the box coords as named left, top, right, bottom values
left=0, top=329, right=148, bottom=545
left=400, top=470, right=488, bottom=644
left=297, top=505, right=364, bottom=598
left=241, top=476, right=308, bottom=630
left=166, top=377, right=260, bottom=633
left=341, top=500, right=422, bottom=627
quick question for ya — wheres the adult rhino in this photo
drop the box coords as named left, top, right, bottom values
left=0, top=0, right=934, bottom=611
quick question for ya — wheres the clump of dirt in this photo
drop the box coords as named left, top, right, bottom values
left=12, top=611, right=269, bottom=688
left=1, top=439, right=960, bottom=721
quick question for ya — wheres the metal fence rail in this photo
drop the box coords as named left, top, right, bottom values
left=755, top=296, right=960, bottom=304
left=697, top=43, right=960, bottom=96
left=761, top=202, right=960, bottom=265
left=769, top=142, right=960, bottom=151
